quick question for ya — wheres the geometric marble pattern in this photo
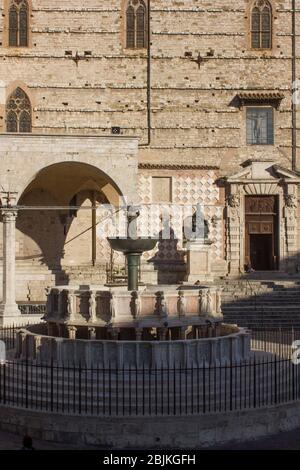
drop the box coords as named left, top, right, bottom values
left=138, top=172, right=223, bottom=261
left=173, top=171, right=219, bottom=206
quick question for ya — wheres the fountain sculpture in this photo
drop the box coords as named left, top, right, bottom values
left=15, top=208, right=250, bottom=367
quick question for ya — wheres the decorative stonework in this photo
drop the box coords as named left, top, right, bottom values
left=244, top=183, right=278, bottom=195
left=227, top=194, right=240, bottom=208
left=285, top=194, right=297, bottom=209
left=226, top=161, right=300, bottom=274
left=138, top=171, right=223, bottom=264
left=45, top=285, right=224, bottom=329
left=16, top=325, right=250, bottom=367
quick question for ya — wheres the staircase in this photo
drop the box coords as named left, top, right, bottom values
left=1, top=260, right=60, bottom=302
left=60, top=264, right=108, bottom=286
left=219, top=279, right=300, bottom=328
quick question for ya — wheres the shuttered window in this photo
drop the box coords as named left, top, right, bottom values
left=246, top=107, right=274, bottom=145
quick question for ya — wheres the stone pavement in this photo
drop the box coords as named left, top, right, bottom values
left=209, top=428, right=300, bottom=450
left=1, top=427, right=300, bottom=450
left=0, top=430, right=96, bottom=450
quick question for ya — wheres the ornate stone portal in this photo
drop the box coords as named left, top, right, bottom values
left=226, top=160, right=300, bottom=275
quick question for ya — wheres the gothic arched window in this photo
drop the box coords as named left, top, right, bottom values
left=6, top=88, right=32, bottom=133
left=126, top=0, right=147, bottom=49
left=251, top=0, right=272, bottom=49
left=9, top=0, right=29, bottom=47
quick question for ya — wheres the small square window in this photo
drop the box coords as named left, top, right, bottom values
left=246, top=107, right=274, bottom=145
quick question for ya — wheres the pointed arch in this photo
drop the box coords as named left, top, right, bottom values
left=6, top=87, right=32, bottom=133
left=251, top=0, right=272, bottom=49
left=8, top=0, right=29, bottom=47
left=125, top=0, right=147, bottom=49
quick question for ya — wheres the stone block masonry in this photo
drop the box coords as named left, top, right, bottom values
left=0, top=1, right=299, bottom=173
left=1, top=401, right=300, bottom=448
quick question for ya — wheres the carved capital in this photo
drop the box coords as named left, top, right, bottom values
left=227, top=194, right=240, bottom=208
left=285, top=194, right=297, bottom=209
left=2, top=210, right=18, bottom=222
left=1, top=191, right=18, bottom=208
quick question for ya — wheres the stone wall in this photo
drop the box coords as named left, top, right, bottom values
left=0, top=0, right=298, bottom=171
left=0, top=1, right=299, bottom=296
left=1, top=400, right=300, bottom=448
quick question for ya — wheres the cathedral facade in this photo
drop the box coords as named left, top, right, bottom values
left=0, top=0, right=299, bottom=313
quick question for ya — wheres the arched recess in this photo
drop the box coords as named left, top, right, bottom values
left=16, top=162, right=124, bottom=275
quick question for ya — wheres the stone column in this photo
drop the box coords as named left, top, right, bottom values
left=226, top=191, right=242, bottom=275
left=66, top=290, right=76, bottom=322
left=45, top=287, right=52, bottom=320
left=177, top=291, right=187, bottom=317
left=135, top=328, right=143, bottom=341
left=206, top=290, right=213, bottom=315
left=207, top=325, right=213, bottom=338
left=67, top=326, right=77, bottom=340
left=34, top=335, right=42, bottom=360
left=284, top=189, right=298, bottom=272
left=199, top=289, right=208, bottom=316
left=47, top=323, right=56, bottom=337
left=56, top=323, right=63, bottom=337
left=88, top=327, right=97, bottom=340
left=0, top=208, right=20, bottom=324
left=158, top=327, right=168, bottom=341
left=108, top=327, right=120, bottom=340
left=180, top=327, right=187, bottom=340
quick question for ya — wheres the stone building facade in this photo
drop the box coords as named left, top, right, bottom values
left=0, top=0, right=299, bottom=318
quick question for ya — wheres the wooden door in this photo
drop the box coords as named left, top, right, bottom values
left=245, top=196, right=278, bottom=271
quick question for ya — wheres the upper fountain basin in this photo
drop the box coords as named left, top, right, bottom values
left=108, top=237, right=158, bottom=254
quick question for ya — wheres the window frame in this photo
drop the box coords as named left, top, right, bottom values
left=6, top=87, right=32, bottom=133
left=249, top=0, right=273, bottom=51
left=124, top=0, right=148, bottom=51
left=6, top=0, right=30, bottom=48
left=245, top=106, right=275, bottom=146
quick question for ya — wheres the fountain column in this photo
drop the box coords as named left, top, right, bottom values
left=127, top=253, right=141, bottom=291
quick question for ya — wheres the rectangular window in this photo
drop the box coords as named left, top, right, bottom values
left=246, top=107, right=274, bottom=145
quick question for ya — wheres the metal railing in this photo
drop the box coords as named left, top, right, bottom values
left=0, top=325, right=299, bottom=416
left=251, top=327, right=299, bottom=358
left=0, top=356, right=298, bottom=416
left=17, top=304, right=46, bottom=316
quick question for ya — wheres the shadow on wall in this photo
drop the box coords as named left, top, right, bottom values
left=16, top=188, right=66, bottom=279
left=148, top=226, right=186, bottom=284
left=15, top=188, right=113, bottom=289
